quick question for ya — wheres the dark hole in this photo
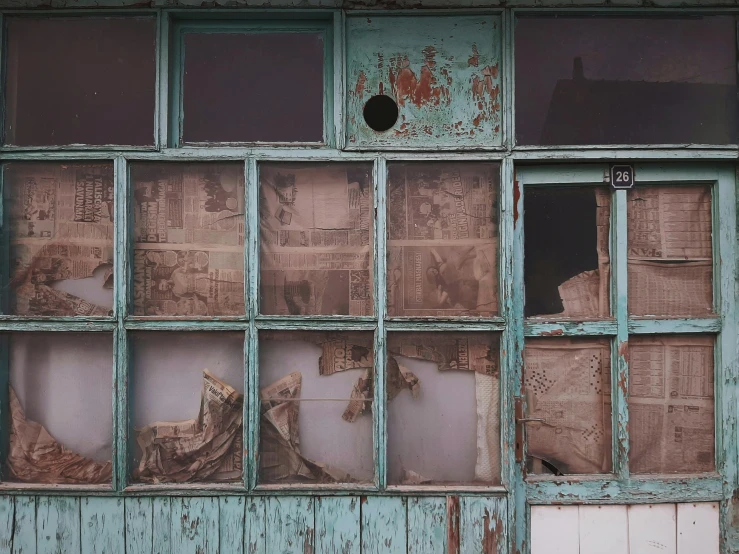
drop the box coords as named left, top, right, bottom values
left=363, top=95, right=399, bottom=132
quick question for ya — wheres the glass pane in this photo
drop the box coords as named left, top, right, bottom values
left=259, top=164, right=373, bottom=316
left=182, top=32, right=324, bottom=143
left=130, top=332, right=244, bottom=484
left=387, top=163, right=499, bottom=317
left=629, top=335, right=714, bottom=474
left=515, top=16, right=738, bottom=146
left=627, top=186, right=712, bottom=317
left=259, top=331, right=374, bottom=484
left=3, top=162, right=114, bottom=317
left=525, top=186, right=610, bottom=318
left=6, top=333, right=113, bottom=484
left=524, top=338, right=612, bottom=475
left=386, top=332, right=501, bottom=486
left=131, top=163, right=245, bottom=317
left=5, top=17, right=156, bottom=146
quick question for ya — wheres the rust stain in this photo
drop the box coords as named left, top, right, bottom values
left=447, top=496, right=460, bottom=554
left=354, top=71, right=367, bottom=97
left=513, top=178, right=521, bottom=227
left=468, top=44, right=480, bottom=67
left=539, top=329, right=564, bottom=336
left=388, top=48, right=450, bottom=109
left=360, top=495, right=367, bottom=505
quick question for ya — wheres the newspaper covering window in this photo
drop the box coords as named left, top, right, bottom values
left=386, top=332, right=501, bottom=486
left=627, top=186, right=713, bottom=317
left=131, top=163, right=245, bottom=317
left=387, top=163, right=499, bottom=317
left=130, top=332, right=244, bottom=483
left=524, top=338, right=612, bottom=475
left=524, top=187, right=611, bottom=318
left=259, top=164, right=373, bottom=316
left=3, top=162, right=115, bottom=317
left=6, top=333, right=113, bottom=484
left=629, top=335, right=715, bottom=474
left=259, top=331, right=375, bottom=484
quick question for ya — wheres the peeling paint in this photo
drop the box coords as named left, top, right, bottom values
left=513, top=179, right=521, bottom=227
left=447, top=495, right=460, bottom=554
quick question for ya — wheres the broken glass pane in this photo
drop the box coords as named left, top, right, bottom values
left=515, top=16, right=738, bottom=145
left=525, top=186, right=611, bottom=318
left=386, top=332, right=501, bottom=486
left=2, top=162, right=114, bottom=317
left=130, top=332, right=245, bottom=484
left=628, top=186, right=713, bottom=317
left=259, top=331, right=374, bottom=485
left=629, top=335, right=715, bottom=475
left=6, top=332, right=113, bottom=484
left=386, top=163, right=499, bottom=317
left=131, top=163, right=245, bottom=317
left=259, top=163, right=373, bottom=316
left=524, top=338, right=612, bottom=475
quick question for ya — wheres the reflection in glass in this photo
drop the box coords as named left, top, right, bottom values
left=386, top=332, right=501, bottom=486
left=130, top=332, right=244, bottom=484
left=4, top=17, right=156, bottom=146
left=524, top=338, right=612, bottom=475
left=3, top=162, right=115, bottom=316
left=6, top=333, right=113, bottom=484
left=525, top=187, right=610, bottom=318
left=515, top=16, right=738, bottom=145
left=259, top=164, right=373, bottom=316
left=182, top=33, right=324, bottom=143
left=259, top=331, right=374, bottom=484
left=386, top=163, right=499, bottom=317
left=627, top=186, right=712, bottom=317
left=629, top=335, right=714, bottom=474
left=131, top=163, right=245, bottom=317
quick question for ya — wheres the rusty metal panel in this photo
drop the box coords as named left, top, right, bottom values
left=346, top=15, right=502, bottom=149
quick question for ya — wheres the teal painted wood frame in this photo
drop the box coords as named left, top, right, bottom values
left=513, top=163, right=738, bottom=554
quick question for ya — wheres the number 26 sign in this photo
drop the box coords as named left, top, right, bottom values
left=610, top=164, right=635, bottom=189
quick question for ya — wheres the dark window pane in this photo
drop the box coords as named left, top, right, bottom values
left=524, top=186, right=610, bottom=318
left=5, top=17, right=156, bottom=146
left=182, top=33, right=324, bottom=143
left=515, top=16, right=738, bottom=145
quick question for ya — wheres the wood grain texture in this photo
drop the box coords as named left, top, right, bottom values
left=407, top=497, right=446, bottom=554
left=12, top=496, right=36, bottom=554
left=170, top=497, right=219, bottom=554
left=219, top=496, right=245, bottom=554
left=81, top=497, right=125, bottom=554
left=361, top=496, right=406, bottom=554
left=677, top=502, right=719, bottom=554
left=0, top=495, right=13, bottom=552
left=266, top=496, right=315, bottom=554
left=152, top=497, right=171, bottom=554
left=37, top=496, right=82, bottom=554
left=530, top=506, right=579, bottom=554
left=460, top=496, right=506, bottom=554
left=315, top=496, right=359, bottom=554
left=245, top=497, right=266, bottom=554
left=628, top=504, right=677, bottom=554
left=125, top=497, right=153, bottom=554
left=578, top=505, right=627, bottom=554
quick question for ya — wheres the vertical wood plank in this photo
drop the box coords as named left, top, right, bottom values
left=37, top=496, right=81, bottom=554
left=315, top=496, right=359, bottom=554
left=170, top=497, right=219, bottom=554
left=126, top=497, right=153, bottom=554
left=245, top=497, right=266, bottom=554
left=219, top=497, right=245, bottom=554
left=152, top=497, right=171, bottom=554
left=677, top=502, right=719, bottom=554
left=81, top=497, right=124, bottom=554
left=407, top=497, right=446, bottom=554
left=460, top=497, right=506, bottom=554
left=579, top=505, right=627, bottom=554
left=628, top=504, right=677, bottom=554
left=265, top=496, right=315, bottom=554
left=0, top=496, right=14, bottom=552
left=361, top=496, right=405, bottom=554
left=13, top=496, right=36, bottom=554
left=530, top=506, right=578, bottom=554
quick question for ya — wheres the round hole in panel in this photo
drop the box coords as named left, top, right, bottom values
left=362, top=94, right=399, bottom=132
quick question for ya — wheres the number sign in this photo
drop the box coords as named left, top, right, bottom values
left=610, top=165, right=634, bottom=189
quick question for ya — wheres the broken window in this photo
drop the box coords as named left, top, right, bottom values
left=2, top=162, right=114, bottom=317
left=627, top=186, right=713, bottom=317
left=181, top=32, right=325, bottom=144
left=524, top=338, right=612, bottom=475
left=259, top=163, right=373, bottom=316
left=628, top=335, right=715, bottom=474
left=524, top=186, right=611, bottom=318
left=6, top=333, right=113, bottom=485
left=515, top=16, right=738, bottom=146
left=130, top=332, right=244, bottom=484
left=386, top=332, right=501, bottom=486
left=387, top=162, right=499, bottom=317
left=258, top=331, right=375, bottom=485
left=4, top=17, right=156, bottom=146
left=130, top=163, right=245, bottom=317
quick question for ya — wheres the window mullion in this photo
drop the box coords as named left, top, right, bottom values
left=373, top=155, right=387, bottom=490
left=612, top=189, right=629, bottom=481
left=156, top=10, right=169, bottom=150
left=246, top=156, right=259, bottom=491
